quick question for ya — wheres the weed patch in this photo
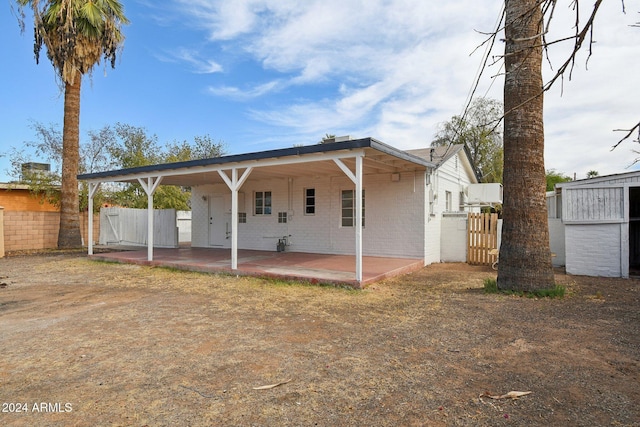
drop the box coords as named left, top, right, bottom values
left=483, top=278, right=565, bottom=298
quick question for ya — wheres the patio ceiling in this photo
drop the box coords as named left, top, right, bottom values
left=78, top=138, right=434, bottom=187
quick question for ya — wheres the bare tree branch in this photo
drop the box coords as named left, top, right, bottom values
left=542, top=0, right=604, bottom=92
left=612, top=122, right=640, bottom=150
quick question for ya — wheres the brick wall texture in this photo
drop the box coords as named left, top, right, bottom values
left=2, top=211, right=100, bottom=251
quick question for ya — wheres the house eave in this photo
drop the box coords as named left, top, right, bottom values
left=78, top=137, right=436, bottom=185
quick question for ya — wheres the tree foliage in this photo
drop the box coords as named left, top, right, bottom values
left=4, top=122, right=225, bottom=211
left=431, top=97, right=503, bottom=183
left=545, top=169, right=572, bottom=191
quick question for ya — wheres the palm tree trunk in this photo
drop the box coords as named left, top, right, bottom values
left=497, top=0, right=555, bottom=291
left=57, top=70, right=83, bottom=249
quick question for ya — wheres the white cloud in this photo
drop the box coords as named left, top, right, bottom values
left=156, top=47, right=223, bottom=74
left=172, top=0, right=640, bottom=175
left=208, top=80, right=282, bottom=100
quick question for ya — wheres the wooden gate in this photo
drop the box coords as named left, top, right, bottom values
left=467, top=213, right=498, bottom=265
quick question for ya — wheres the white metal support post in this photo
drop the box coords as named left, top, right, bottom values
left=354, top=155, right=363, bottom=283
left=333, top=154, right=364, bottom=284
left=218, top=167, right=253, bottom=270
left=138, top=176, right=163, bottom=261
left=87, top=182, right=101, bottom=255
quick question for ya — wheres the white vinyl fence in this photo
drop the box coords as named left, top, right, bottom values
left=99, top=207, right=185, bottom=248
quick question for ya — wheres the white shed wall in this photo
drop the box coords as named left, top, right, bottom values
left=565, top=223, right=623, bottom=277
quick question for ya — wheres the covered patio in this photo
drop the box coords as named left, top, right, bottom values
left=79, top=138, right=434, bottom=287
left=91, top=247, right=424, bottom=288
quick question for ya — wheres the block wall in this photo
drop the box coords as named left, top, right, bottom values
left=2, top=211, right=99, bottom=251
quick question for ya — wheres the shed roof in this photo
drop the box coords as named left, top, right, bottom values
left=557, top=170, right=640, bottom=189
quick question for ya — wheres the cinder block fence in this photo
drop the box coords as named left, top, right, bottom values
left=0, top=210, right=99, bottom=253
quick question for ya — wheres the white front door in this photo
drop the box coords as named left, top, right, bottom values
left=208, top=196, right=227, bottom=246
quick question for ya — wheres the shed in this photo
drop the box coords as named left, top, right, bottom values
left=557, top=170, right=640, bottom=278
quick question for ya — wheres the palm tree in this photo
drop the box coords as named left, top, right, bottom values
left=17, top=0, right=128, bottom=248
left=498, top=0, right=555, bottom=291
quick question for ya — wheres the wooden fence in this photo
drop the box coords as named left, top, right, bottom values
left=467, top=212, right=499, bottom=266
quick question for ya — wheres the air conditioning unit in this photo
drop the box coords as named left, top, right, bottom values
left=21, top=162, right=52, bottom=181
left=467, top=183, right=503, bottom=205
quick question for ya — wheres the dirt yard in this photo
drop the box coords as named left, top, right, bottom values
left=0, top=252, right=638, bottom=426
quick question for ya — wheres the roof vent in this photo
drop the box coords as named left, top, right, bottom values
left=320, top=135, right=352, bottom=144
left=334, top=135, right=352, bottom=142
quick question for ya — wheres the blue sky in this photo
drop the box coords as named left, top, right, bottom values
left=1, top=0, right=639, bottom=183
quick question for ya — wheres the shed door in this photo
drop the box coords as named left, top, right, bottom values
left=208, top=196, right=227, bottom=246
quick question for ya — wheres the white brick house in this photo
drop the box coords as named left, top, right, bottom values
left=555, top=170, right=640, bottom=278
left=79, top=137, right=479, bottom=285
left=190, top=143, right=478, bottom=260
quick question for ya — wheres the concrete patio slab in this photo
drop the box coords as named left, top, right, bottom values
left=91, top=247, right=424, bottom=287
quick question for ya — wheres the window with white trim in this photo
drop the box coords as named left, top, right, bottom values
left=305, top=188, right=315, bottom=215
left=238, top=212, right=247, bottom=223
left=278, top=212, right=287, bottom=223
left=341, top=189, right=365, bottom=227
left=445, top=191, right=452, bottom=212
left=254, top=191, right=272, bottom=215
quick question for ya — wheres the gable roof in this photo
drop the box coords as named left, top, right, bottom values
left=407, top=144, right=481, bottom=182
left=78, top=137, right=436, bottom=187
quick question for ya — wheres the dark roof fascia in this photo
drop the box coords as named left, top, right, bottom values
left=367, top=137, right=436, bottom=169
left=78, top=137, right=435, bottom=181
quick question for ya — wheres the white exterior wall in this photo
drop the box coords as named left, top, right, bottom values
left=565, top=223, right=623, bottom=277
left=191, top=170, right=427, bottom=258
left=430, top=152, right=479, bottom=263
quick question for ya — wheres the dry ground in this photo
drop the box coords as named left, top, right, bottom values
left=0, top=252, right=638, bottom=426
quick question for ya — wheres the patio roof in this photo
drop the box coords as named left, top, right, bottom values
left=78, top=137, right=435, bottom=186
